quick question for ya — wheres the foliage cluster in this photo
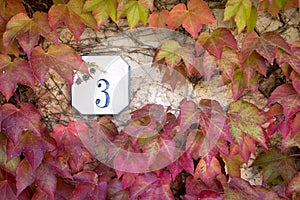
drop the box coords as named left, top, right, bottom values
left=0, top=0, right=299, bottom=199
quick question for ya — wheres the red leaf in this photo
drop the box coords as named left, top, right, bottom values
left=129, top=172, right=174, bottom=199
left=217, top=47, right=240, bottom=80
left=168, top=151, right=194, bottom=179
left=35, top=162, right=57, bottom=199
left=83, top=0, right=118, bottom=28
left=0, top=180, right=17, bottom=200
left=202, top=51, right=217, bottom=80
left=122, top=173, right=137, bottom=190
left=167, top=0, right=215, bottom=38
left=16, top=159, right=35, bottom=196
left=7, top=131, right=54, bottom=171
left=184, top=176, right=208, bottom=198
left=197, top=28, right=238, bottom=58
left=0, top=103, right=41, bottom=144
left=292, top=71, right=300, bottom=94
left=107, top=178, right=130, bottom=200
left=242, top=52, right=267, bottom=86
left=198, top=189, right=222, bottom=200
left=0, top=55, right=35, bottom=100
left=30, top=44, right=88, bottom=85
left=231, top=68, right=247, bottom=100
left=241, top=31, right=291, bottom=64
left=194, top=157, right=221, bottom=187
left=291, top=112, right=300, bottom=136
left=178, top=99, right=199, bottom=133
left=0, top=0, right=26, bottom=20
left=3, top=12, right=58, bottom=56
left=148, top=10, right=169, bottom=29
left=276, top=44, right=300, bottom=75
left=52, top=121, right=92, bottom=171
left=161, top=65, right=187, bottom=91
left=267, top=84, right=300, bottom=119
left=227, top=100, right=267, bottom=148
left=48, top=0, right=96, bottom=42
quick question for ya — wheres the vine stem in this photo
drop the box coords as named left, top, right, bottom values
left=38, top=103, right=67, bottom=126
left=289, top=154, right=300, bottom=157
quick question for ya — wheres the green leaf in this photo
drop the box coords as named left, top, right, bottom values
left=252, top=148, right=297, bottom=184
left=227, top=100, right=267, bottom=148
left=48, top=0, right=97, bottom=42
left=246, top=6, right=257, bottom=32
left=118, top=0, right=149, bottom=28
left=83, top=0, right=117, bottom=27
left=166, top=0, right=215, bottom=38
left=154, top=40, right=195, bottom=75
left=0, top=132, right=20, bottom=175
left=223, top=0, right=252, bottom=34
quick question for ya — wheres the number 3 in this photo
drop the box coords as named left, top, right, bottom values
left=95, top=79, right=110, bottom=108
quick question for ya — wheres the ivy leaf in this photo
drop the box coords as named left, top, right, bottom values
left=70, top=171, right=107, bottom=200
left=0, top=55, right=35, bottom=100
left=276, top=44, right=300, bottom=75
left=16, top=158, right=57, bottom=199
left=221, top=154, right=244, bottom=177
left=107, top=179, right=130, bottom=199
left=140, top=0, right=153, bottom=11
left=227, top=100, right=267, bottom=148
left=231, top=68, right=247, bottom=100
left=0, top=0, right=26, bottom=20
left=154, top=40, right=195, bottom=75
left=16, top=159, right=35, bottom=196
left=223, top=0, right=252, bottom=33
left=287, top=173, right=300, bottom=195
left=117, top=0, right=149, bottom=29
left=178, top=99, right=199, bottom=133
left=148, top=10, right=169, bottom=29
left=202, top=51, right=217, bottom=80
left=6, top=131, right=54, bottom=171
left=129, top=172, right=174, bottom=199
left=217, top=47, right=240, bottom=80
left=241, top=31, right=291, bottom=64
left=52, top=121, right=92, bottom=171
left=0, top=103, right=41, bottom=144
left=292, top=71, right=300, bottom=94
left=83, top=0, right=117, bottom=28
left=252, top=148, right=297, bottom=184
left=168, top=152, right=194, bottom=179
left=30, top=44, right=89, bottom=85
left=224, top=177, right=286, bottom=199
left=161, top=65, right=187, bottom=91
left=197, top=28, right=238, bottom=59
left=246, top=6, right=257, bottom=32
left=194, top=157, right=221, bottom=187
left=3, top=12, right=58, bottom=56
left=242, top=52, right=267, bottom=83
left=48, top=0, right=97, bottom=42
left=267, top=84, right=300, bottom=119
left=0, top=180, right=17, bottom=200
left=0, top=133, right=20, bottom=176
left=167, top=0, right=214, bottom=38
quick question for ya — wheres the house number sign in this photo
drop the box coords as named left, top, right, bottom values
left=72, top=55, right=130, bottom=115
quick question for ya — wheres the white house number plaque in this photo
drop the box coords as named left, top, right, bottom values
left=72, top=55, right=130, bottom=115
